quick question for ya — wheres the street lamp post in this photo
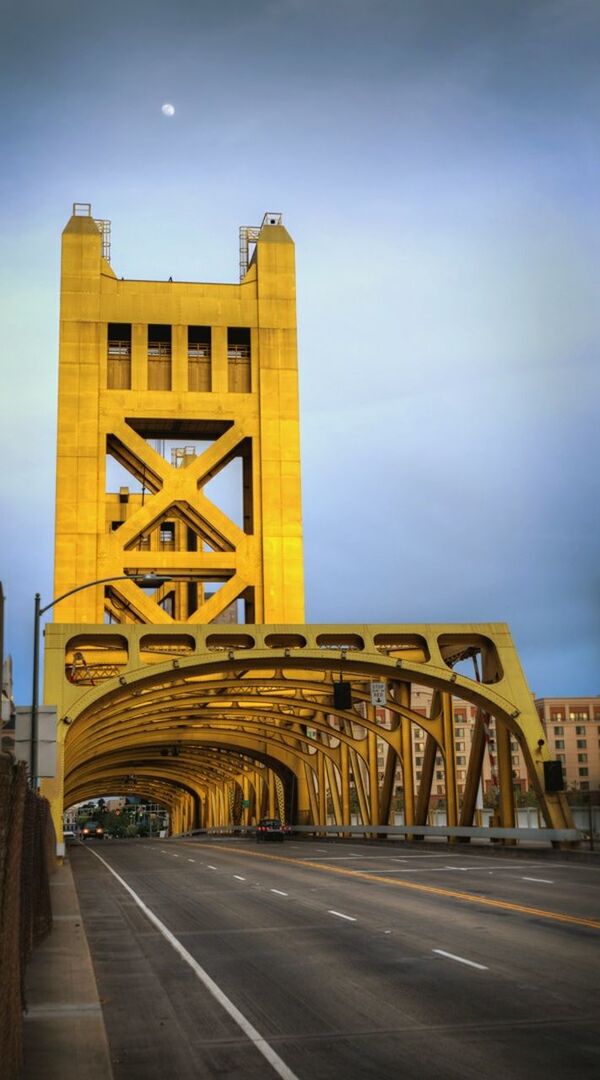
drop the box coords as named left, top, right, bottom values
left=29, top=573, right=167, bottom=790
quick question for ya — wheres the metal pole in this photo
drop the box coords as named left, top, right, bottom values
left=30, top=592, right=41, bottom=790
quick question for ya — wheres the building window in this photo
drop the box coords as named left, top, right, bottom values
left=556, top=753, right=566, bottom=763
left=577, top=739, right=587, bottom=749
left=577, top=753, right=587, bottom=763
left=571, top=712, right=589, bottom=723
left=512, top=755, right=519, bottom=765
left=553, top=725, right=563, bottom=736
left=455, top=741, right=465, bottom=751
left=580, top=781, right=590, bottom=791
left=555, top=740, right=564, bottom=749
left=578, top=767, right=589, bottom=777
left=148, top=325, right=172, bottom=390
left=415, top=757, right=423, bottom=766
left=159, top=522, right=175, bottom=543
left=575, top=726, right=586, bottom=735
left=436, top=784, right=444, bottom=794
left=456, top=756, right=466, bottom=766
left=107, top=322, right=132, bottom=389
left=550, top=711, right=563, bottom=722
left=455, top=727, right=464, bottom=737
left=188, top=326, right=211, bottom=391
left=228, top=327, right=251, bottom=392
left=436, top=770, right=444, bottom=780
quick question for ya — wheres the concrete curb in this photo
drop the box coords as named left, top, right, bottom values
left=22, top=856, right=113, bottom=1079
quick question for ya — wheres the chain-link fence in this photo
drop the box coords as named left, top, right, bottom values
left=0, top=755, right=55, bottom=1080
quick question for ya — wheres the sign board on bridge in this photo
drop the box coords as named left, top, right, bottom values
left=370, top=680, right=386, bottom=707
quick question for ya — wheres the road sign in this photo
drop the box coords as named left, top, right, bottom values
left=370, top=680, right=386, bottom=707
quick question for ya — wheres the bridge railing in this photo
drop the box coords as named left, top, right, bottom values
left=176, top=823, right=581, bottom=844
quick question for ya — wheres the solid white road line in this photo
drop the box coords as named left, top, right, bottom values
left=270, top=889, right=288, bottom=896
left=188, top=859, right=195, bottom=863
left=522, top=876, right=554, bottom=884
left=233, top=875, right=246, bottom=881
left=445, top=866, right=469, bottom=871
left=328, top=910, right=357, bottom=922
left=433, top=949, right=488, bottom=971
left=85, top=847, right=300, bottom=1080
left=207, top=865, right=217, bottom=870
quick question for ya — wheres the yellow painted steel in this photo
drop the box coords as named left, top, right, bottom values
left=42, top=208, right=575, bottom=846
left=42, top=622, right=574, bottom=839
left=55, top=206, right=304, bottom=627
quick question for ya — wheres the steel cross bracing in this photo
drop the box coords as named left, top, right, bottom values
left=42, top=623, right=572, bottom=838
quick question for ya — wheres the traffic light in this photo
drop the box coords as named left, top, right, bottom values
left=543, top=760, right=564, bottom=792
left=333, top=681, right=352, bottom=709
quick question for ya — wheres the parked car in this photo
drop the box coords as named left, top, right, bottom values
left=256, top=818, right=289, bottom=842
left=81, top=821, right=104, bottom=840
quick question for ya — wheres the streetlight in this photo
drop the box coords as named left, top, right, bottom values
left=30, top=573, right=167, bottom=789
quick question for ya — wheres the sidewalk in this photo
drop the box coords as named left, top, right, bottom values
left=22, top=856, right=113, bottom=1079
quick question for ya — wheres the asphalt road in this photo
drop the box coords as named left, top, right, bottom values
left=70, top=838, right=600, bottom=1080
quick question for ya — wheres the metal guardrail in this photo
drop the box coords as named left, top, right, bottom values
left=188, top=343, right=211, bottom=359
left=177, top=824, right=581, bottom=843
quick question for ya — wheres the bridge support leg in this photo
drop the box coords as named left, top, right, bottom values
left=398, top=683, right=415, bottom=836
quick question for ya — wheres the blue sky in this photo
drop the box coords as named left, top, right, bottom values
left=1, top=0, right=599, bottom=702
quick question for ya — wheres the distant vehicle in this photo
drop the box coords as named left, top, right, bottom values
left=63, top=829, right=76, bottom=841
left=81, top=821, right=104, bottom=840
left=256, top=818, right=289, bottom=842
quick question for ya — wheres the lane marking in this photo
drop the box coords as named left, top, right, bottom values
left=522, top=877, right=553, bottom=884
left=445, top=866, right=469, bottom=871
left=84, top=847, right=300, bottom=1080
left=433, top=949, right=488, bottom=971
left=197, top=845, right=600, bottom=931
left=328, top=910, right=357, bottom=922
left=270, top=889, right=288, bottom=896
left=187, top=859, right=195, bottom=863
left=207, top=865, right=217, bottom=870
left=233, top=875, right=246, bottom=881
left=172, top=854, right=179, bottom=858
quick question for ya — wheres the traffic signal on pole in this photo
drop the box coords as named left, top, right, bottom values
left=543, top=760, right=564, bottom=793
left=333, top=681, right=352, bottom=710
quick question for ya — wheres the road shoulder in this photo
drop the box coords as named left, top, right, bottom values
left=22, top=851, right=113, bottom=1080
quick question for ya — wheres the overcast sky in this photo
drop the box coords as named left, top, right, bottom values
left=1, top=0, right=598, bottom=703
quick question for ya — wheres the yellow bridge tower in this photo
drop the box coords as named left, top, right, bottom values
left=55, top=204, right=304, bottom=627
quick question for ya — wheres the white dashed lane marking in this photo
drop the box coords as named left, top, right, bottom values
left=234, top=875, right=246, bottom=881
left=270, top=889, right=288, bottom=896
left=328, top=910, right=357, bottom=922
left=433, top=949, right=488, bottom=971
left=522, top=876, right=554, bottom=884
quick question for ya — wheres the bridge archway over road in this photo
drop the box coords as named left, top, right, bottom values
left=42, top=622, right=573, bottom=839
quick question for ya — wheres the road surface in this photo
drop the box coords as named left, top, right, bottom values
left=69, top=838, right=600, bottom=1079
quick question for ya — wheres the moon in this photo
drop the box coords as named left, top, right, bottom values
left=161, top=103, right=175, bottom=117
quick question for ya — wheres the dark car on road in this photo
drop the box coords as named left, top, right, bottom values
left=256, top=818, right=289, bottom=841
left=81, top=821, right=104, bottom=840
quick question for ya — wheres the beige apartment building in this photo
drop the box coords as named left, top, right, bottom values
left=535, top=697, right=600, bottom=793
left=375, top=690, right=599, bottom=806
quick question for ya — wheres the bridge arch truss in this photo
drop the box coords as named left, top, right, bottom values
left=42, top=623, right=572, bottom=838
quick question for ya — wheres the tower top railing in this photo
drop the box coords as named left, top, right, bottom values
left=239, top=212, right=283, bottom=280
